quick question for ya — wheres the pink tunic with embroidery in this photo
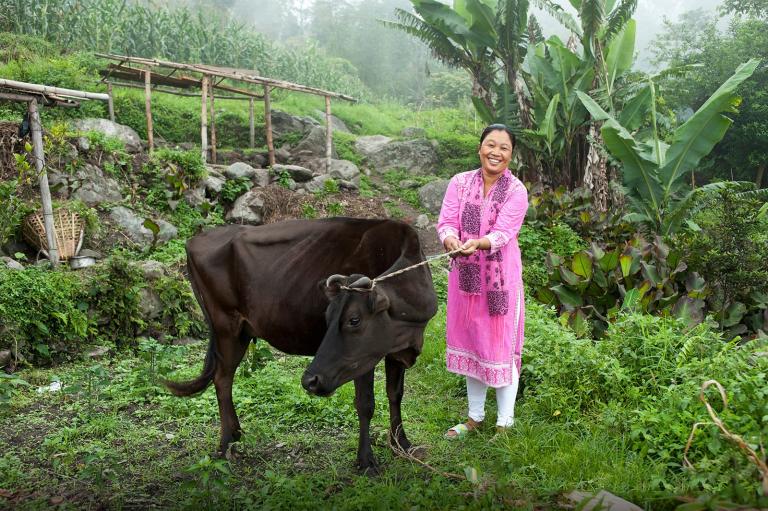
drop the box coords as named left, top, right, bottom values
left=437, top=169, right=528, bottom=388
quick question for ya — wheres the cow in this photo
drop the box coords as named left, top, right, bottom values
left=165, top=217, right=438, bottom=472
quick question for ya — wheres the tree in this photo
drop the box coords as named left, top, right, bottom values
left=653, top=13, right=768, bottom=187
left=578, top=59, right=762, bottom=235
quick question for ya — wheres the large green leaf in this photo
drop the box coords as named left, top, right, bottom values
left=542, top=93, right=560, bottom=150
left=618, top=84, right=651, bottom=130
left=659, top=59, right=760, bottom=194
left=551, top=284, right=584, bottom=309
left=472, top=96, right=495, bottom=123
left=464, top=0, right=498, bottom=41
left=605, top=18, right=635, bottom=91
left=572, top=251, right=593, bottom=279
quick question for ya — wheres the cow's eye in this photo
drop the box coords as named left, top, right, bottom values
left=348, top=317, right=361, bottom=327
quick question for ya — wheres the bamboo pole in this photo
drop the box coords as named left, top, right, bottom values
left=325, top=95, right=332, bottom=173
left=144, top=67, right=153, bottom=152
left=209, top=78, right=217, bottom=164
left=249, top=97, right=255, bottom=149
left=28, top=99, right=59, bottom=266
left=103, top=80, right=254, bottom=100
left=201, top=75, right=209, bottom=163
left=107, top=82, right=115, bottom=122
left=264, top=85, right=275, bottom=167
left=0, top=78, right=110, bottom=101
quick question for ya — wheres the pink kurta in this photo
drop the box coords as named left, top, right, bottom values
left=437, top=169, right=528, bottom=388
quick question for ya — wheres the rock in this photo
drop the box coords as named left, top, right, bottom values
left=292, top=126, right=338, bottom=160
left=270, top=110, right=319, bottom=137
left=70, top=118, right=142, bottom=153
left=304, top=174, right=334, bottom=194
left=226, top=190, right=265, bottom=225
left=401, top=127, right=426, bottom=138
left=72, top=163, right=123, bottom=205
left=109, top=206, right=178, bottom=249
left=76, top=136, right=90, bottom=152
left=400, top=180, right=420, bottom=189
left=139, top=288, right=163, bottom=320
left=1, top=257, right=24, bottom=270
left=184, top=185, right=207, bottom=207
left=314, top=111, right=351, bottom=133
left=415, top=214, right=430, bottom=229
left=275, top=146, right=291, bottom=163
left=418, top=179, right=450, bottom=215
left=139, top=260, right=166, bottom=280
left=366, top=139, right=440, bottom=175
left=0, top=349, right=11, bottom=367
left=338, top=179, right=359, bottom=191
left=2, top=241, right=29, bottom=256
left=354, top=135, right=392, bottom=157
left=565, top=491, right=643, bottom=511
left=244, top=152, right=267, bottom=168
left=87, top=346, right=110, bottom=359
left=78, top=249, right=103, bottom=259
left=253, top=168, right=270, bottom=188
left=272, top=164, right=314, bottom=183
left=224, top=162, right=258, bottom=180
left=203, top=173, right=225, bottom=194
left=302, top=158, right=361, bottom=183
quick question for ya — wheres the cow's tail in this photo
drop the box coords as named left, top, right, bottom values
left=164, top=333, right=217, bottom=396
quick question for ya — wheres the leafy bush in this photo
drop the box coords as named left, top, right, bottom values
left=138, top=149, right=207, bottom=209
left=433, top=132, right=478, bottom=178
left=676, top=190, right=768, bottom=338
left=519, top=222, right=586, bottom=288
left=0, top=178, right=35, bottom=248
left=0, top=267, right=91, bottom=363
left=333, top=131, right=363, bottom=166
left=220, top=177, right=252, bottom=205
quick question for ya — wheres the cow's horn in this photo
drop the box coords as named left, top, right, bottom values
left=350, top=276, right=372, bottom=289
left=325, top=274, right=347, bottom=288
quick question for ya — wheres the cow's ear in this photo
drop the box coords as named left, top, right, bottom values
left=322, top=274, right=346, bottom=300
left=369, top=288, right=390, bottom=313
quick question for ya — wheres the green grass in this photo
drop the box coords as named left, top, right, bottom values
left=1, top=294, right=689, bottom=510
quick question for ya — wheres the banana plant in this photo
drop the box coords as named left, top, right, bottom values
left=577, top=59, right=762, bottom=235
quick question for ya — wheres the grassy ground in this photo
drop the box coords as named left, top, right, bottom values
left=0, top=280, right=678, bottom=510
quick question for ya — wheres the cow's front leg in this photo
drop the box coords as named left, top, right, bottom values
left=353, top=368, right=377, bottom=473
left=385, top=356, right=412, bottom=453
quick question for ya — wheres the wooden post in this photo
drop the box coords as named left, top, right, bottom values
left=209, top=78, right=217, bottom=164
left=28, top=99, right=59, bottom=266
left=325, top=95, right=332, bottom=173
left=264, top=85, right=275, bottom=167
left=144, top=67, right=153, bottom=152
left=249, top=97, right=255, bottom=149
left=201, top=75, right=209, bottom=163
left=107, top=82, right=115, bottom=123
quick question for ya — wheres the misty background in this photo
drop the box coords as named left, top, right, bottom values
left=171, top=0, right=728, bottom=102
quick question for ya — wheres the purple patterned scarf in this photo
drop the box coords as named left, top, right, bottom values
left=456, top=169, right=510, bottom=316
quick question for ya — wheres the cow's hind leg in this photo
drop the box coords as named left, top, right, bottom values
left=385, top=356, right=413, bottom=454
left=353, top=368, right=378, bottom=473
left=213, top=325, right=250, bottom=456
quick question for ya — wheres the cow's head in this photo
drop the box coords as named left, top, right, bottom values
left=302, top=274, right=393, bottom=396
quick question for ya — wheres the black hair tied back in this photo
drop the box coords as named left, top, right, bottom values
left=480, top=123, right=516, bottom=146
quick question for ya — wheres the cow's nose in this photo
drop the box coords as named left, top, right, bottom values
left=302, top=372, right=321, bottom=395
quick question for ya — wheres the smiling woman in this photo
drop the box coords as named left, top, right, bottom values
left=436, top=123, right=529, bottom=439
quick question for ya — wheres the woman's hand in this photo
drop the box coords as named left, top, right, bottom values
left=444, top=235, right=462, bottom=255
left=459, top=238, right=482, bottom=255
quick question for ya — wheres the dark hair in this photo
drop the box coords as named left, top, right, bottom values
left=480, top=123, right=516, bottom=146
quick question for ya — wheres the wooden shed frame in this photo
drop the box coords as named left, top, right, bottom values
left=96, top=54, right=357, bottom=169
left=0, top=78, right=111, bottom=266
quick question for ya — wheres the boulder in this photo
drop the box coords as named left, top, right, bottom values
left=418, top=179, right=450, bottom=215
left=203, top=172, right=225, bottom=195
left=70, top=118, right=142, bottom=153
left=314, top=111, right=351, bottom=133
left=0, top=349, right=11, bottom=367
left=71, top=163, right=123, bottom=205
left=139, top=260, right=166, bottom=281
left=565, top=491, right=643, bottom=511
left=183, top=185, right=207, bottom=207
left=270, top=110, right=319, bottom=137
left=292, top=126, right=338, bottom=161
left=338, top=179, right=359, bottom=191
left=226, top=190, right=265, bottom=225
left=224, top=162, right=258, bottom=180
left=139, top=288, right=163, bottom=320
left=366, top=139, right=440, bottom=175
left=272, top=164, right=314, bottom=183
left=415, top=214, right=430, bottom=229
left=304, top=174, right=334, bottom=194
left=275, top=146, right=291, bottom=163
left=1, top=257, right=24, bottom=270
left=252, top=168, right=270, bottom=188
left=401, top=127, right=426, bottom=138
left=109, top=206, right=178, bottom=249
left=354, top=135, right=392, bottom=157
left=303, top=158, right=360, bottom=183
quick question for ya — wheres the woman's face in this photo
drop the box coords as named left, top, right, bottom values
left=478, top=129, right=513, bottom=177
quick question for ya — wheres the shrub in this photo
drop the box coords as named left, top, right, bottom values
left=0, top=267, right=91, bottom=364
left=0, top=178, right=35, bottom=248
left=220, top=177, right=253, bottom=205
left=519, top=222, right=586, bottom=288
left=433, top=132, right=478, bottom=178
left=333, top=131, right=363, bottom=166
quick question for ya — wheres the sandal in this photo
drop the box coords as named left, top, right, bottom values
left=444, top=418, right=482, bottom=439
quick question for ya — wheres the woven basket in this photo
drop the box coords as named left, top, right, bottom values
left=22, top=208, right=85, bottom=261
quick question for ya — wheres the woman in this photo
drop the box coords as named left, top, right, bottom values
left=437, top=124, right=528, bottom=438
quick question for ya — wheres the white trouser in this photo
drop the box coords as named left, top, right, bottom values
left=466, top=364, right=519, bottom=427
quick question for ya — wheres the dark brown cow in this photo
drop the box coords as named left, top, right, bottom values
left=165, top=217, right=437, bottom=472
